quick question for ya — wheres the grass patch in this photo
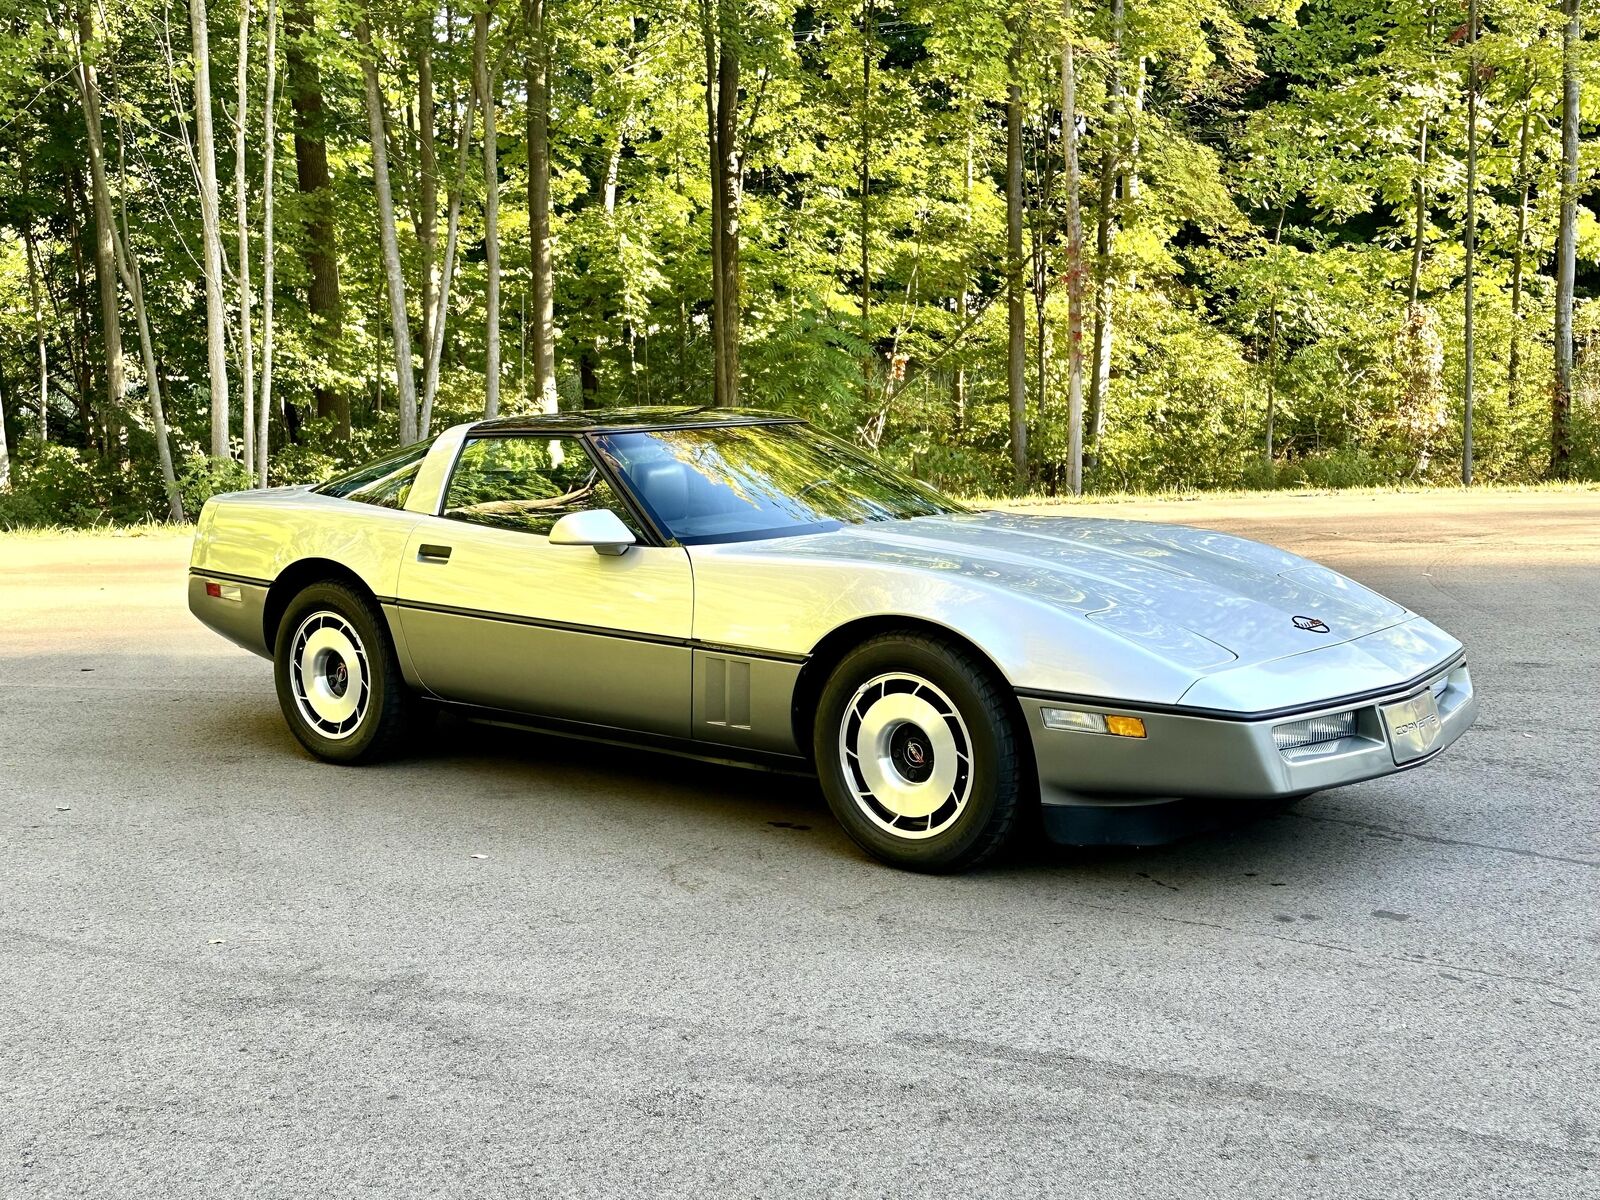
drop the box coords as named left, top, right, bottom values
left=979, top=479, right=1600, bottom=507
left=0, top=520, right=192, bottom=540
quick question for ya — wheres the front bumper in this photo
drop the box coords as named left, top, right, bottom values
left=1022, top=657, right=1476, bottom=844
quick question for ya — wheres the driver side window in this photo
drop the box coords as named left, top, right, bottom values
left=442, top=436, right=639, bottom=537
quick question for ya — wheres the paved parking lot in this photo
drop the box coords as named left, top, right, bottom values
left=3, top=490, right=1597, bottom=1197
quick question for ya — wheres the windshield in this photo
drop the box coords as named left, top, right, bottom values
left=591, top=422, right=964, bottom=544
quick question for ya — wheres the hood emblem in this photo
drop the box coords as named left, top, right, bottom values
left=1293, top=615, right=1331, bottom=633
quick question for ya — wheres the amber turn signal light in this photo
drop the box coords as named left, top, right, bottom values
left=1041, top=708, right=1148, bottom=738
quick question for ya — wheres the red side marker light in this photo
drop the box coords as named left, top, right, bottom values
left=205, top=582, right=223, bottom=598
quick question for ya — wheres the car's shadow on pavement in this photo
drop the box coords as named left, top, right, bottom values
left=211, top=695, right=1366, bottom=884
left=433, top=711, right=1358, bottom=880
left=1002, top=807, right=1323, bottom=876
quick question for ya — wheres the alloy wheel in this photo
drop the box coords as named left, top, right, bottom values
left=288, top=610, right=371, bottom=740
left=837, top=671, right=974, bottom=840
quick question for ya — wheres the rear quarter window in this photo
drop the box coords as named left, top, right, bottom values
left=316, top=440, right=435, bottom=509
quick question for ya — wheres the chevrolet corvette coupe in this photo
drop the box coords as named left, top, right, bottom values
left=189, top=407, right=1477, bottom=871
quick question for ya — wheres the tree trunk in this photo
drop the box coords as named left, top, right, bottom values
left=1062, top=0, right=1084, bottom=495
left=1461, top=0, right=1477, bottom=486
left=602, top=111, right=627, bottom=215
left=286, top=0, right=346, bottom=437
left=1028, top=106, right=1053, bottom=444
left=1264, top=206, right=1286, bottom=463
left=524, top=0, right=556, bottom=412
left=859, top=0, right=872, bottom=406
left=1265, top=305, right=1277, bottom=462
left=1030, top=75, right=1056, bottom=441
left=1087, top=151, right=1113, bottom=471
left=416, top=15, right=438, bottom=379
left=701, top=0, right=741, bottom=407
left=1125, top=57, right=1144, bottom=205
left=74, top=4, right=127, bottom=447
left=1408, top=119, right=1428, bottom=306
left=1507, top=100, right=1531, bottom=409
left=235, top=0, right=257, bottom=473
left=1086, top=0, right=1122, bottom=473
left=190, top=0, right=233, bottom=459
left=952, top=125, right=971, bottom=433
left=258, top=0, right=279, bottom=483
left=474, top=4, right=501, bottom=418
left=22, top=171, right=47, bottom=441
left=1033, top=276, right=1048, bottom=461
left=700, top=1, right=726, bottom=405
left=357, top=13, right=418, bottom=443
left=66, top=166, right=94, bottom=444
left=0, top=336, right=9, bottom=483
left=398, top=64, right=421, bottom=239
left=718, top=10, right=741, bottom=410
left=1006, top=51, right=1027, bottom=482
left=108, top=66, right=183, bottom=518
left=114, top=191, right=183, bottom=519
left=579, top=344, right=599, bottom=408
left=1552, top=0, right=1581, bottom=478
left=423, top=63, right=482, bottom=435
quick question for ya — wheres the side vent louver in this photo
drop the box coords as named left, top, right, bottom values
left=704, top=657, right=752, bottom=730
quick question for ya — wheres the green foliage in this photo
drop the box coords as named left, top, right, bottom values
left=1568, top=317, right=1600, bottom=479
left=11, top=443, right=108, bottom=527
left=0, top=485, right=52, bottom=530
left=1091, top=293, right=1259, bottom=492
left=267, top=444, right=342, bottom=487
left=1, top=440, right=165, bottom=527
left=176, top=453, right=256, bottom=514
left=0, top=0, right=1595, bottom=530
left=265, top=416, right=404, bottom=486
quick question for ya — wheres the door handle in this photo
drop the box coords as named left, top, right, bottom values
left=417, top=544, right=453, bottom=562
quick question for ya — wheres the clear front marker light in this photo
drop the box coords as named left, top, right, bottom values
left=1042, top=708, right=1106, bottom=734
left=1272, top=710, right=1357, bottom=752
left=1042, top=708, right=1147, bottom=738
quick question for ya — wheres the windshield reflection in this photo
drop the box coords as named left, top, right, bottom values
left=593, top=423, right=964, bottom=544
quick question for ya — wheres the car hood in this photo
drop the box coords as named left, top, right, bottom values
left=748, top=510, right=1409, bottom=672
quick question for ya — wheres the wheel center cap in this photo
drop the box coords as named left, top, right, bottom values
left=330, top=662, right=348, bottom=697
left=888, top=722, right=936, bottom=784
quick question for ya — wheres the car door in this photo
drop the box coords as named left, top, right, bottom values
left=394, top=432, right=693, bottom=737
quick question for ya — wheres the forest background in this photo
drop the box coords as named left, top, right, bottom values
left=0, top=0, right=1595, bottom=526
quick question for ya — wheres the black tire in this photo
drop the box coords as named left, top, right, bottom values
left=272, top=580, right=421, bottom=764
left=813, top=632, right=1027, bottom=872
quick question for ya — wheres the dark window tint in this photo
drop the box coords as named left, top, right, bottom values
left=316, top=439, right=435, bottom=510
left=593, top=423, right=962, bottom=544
left=442, top=435, right=638, bottom=537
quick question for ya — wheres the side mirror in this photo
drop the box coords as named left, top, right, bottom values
left=548, top=509, right=637, bottom=556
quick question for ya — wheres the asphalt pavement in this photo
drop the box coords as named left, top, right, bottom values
left=2, top=489, right=1596, bottom=1197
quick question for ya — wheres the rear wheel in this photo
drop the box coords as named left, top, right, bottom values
left=814, top=633, right=1026, bottom=872
left=273, top=581, right=420, bottom=764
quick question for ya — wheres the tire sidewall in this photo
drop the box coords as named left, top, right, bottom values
left=273, top=582, right=395, bottom=764
left=814, top=637, right=1015, bottom=871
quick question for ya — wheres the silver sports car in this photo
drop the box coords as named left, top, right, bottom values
left=189, top=407, right=1476, bottom=871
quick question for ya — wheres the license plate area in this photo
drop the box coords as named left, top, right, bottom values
left=1380, top=690, right=1443, bottom=764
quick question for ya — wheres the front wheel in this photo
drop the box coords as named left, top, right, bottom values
left=273, top=581, right=421, bottom=764
left=813, top=633, right=1027, bottom=872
